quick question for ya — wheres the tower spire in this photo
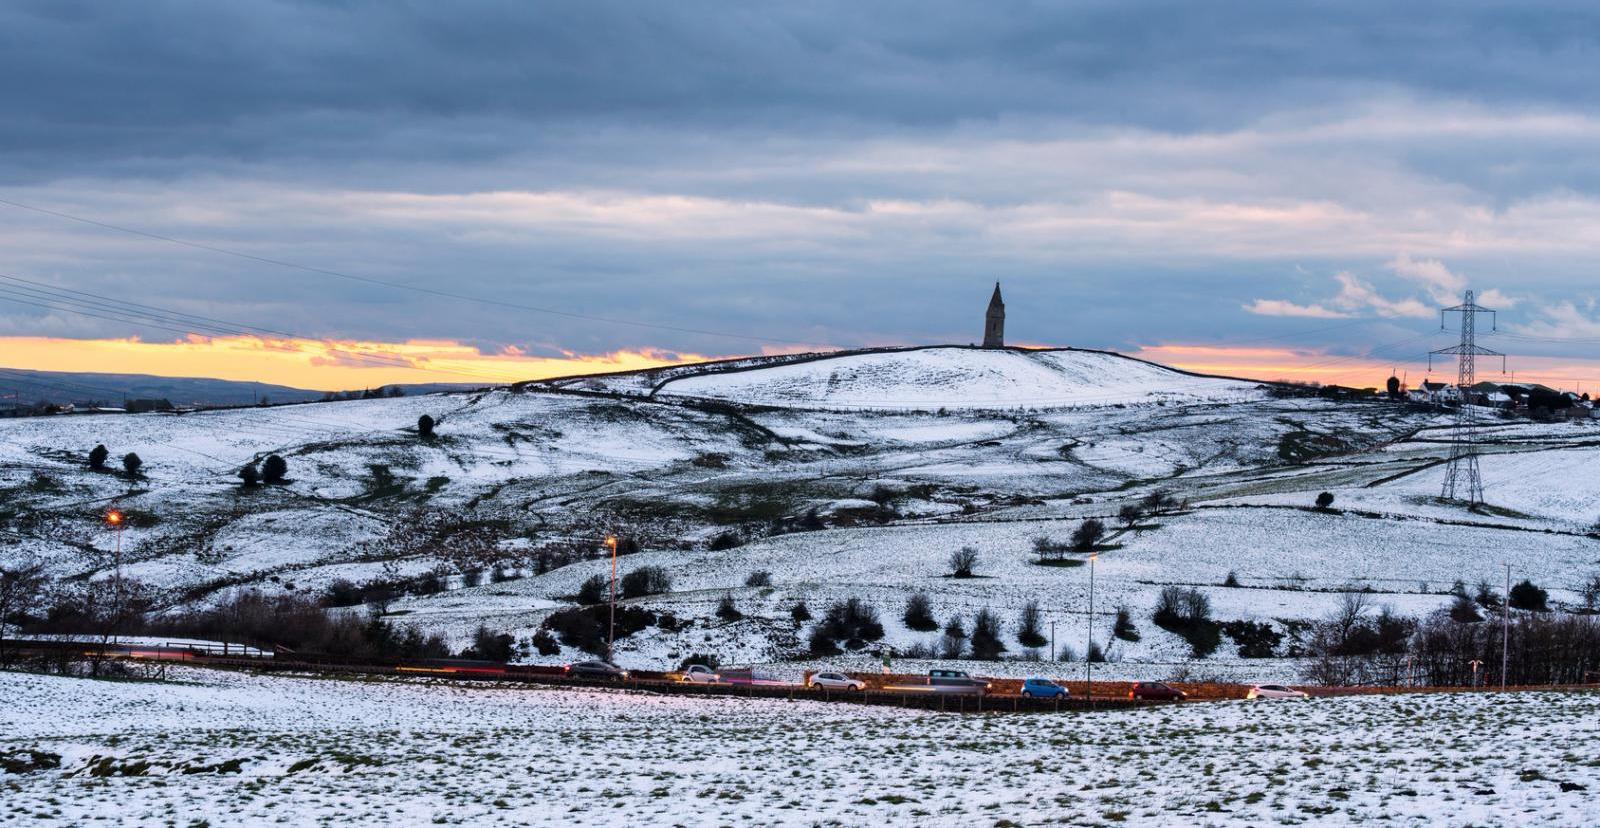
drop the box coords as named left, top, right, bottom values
left=983, top=282, right=1005, bottom=348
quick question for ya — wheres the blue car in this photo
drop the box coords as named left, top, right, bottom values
left=1021, top=677, right=1070, bottom=699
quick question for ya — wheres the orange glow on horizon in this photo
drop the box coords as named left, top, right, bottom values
left=0, top=335, right=725, bottom=392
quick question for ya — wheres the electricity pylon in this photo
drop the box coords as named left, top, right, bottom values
left=1428, top=289, right=1506, bottom=505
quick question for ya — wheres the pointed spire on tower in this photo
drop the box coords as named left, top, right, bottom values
left=983, top=282, right=1005, bottom=348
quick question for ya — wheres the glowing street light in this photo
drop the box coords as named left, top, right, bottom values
left=606, top=535, right=619, bottom=662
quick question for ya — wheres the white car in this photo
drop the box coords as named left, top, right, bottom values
left=807, top=671, right=866, bottom=691
left=679, top=664, right=722, bottom=684
left=1246, top=684, right=1309, bottom=700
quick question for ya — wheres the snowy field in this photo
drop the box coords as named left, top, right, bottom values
left=1, top=667, right=1596, bottom=827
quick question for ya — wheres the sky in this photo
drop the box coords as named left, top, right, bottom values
left=4, top=1, right=1600, bottom=391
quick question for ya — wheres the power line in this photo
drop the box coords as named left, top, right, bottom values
left=0, top=195, right=819, bottom=347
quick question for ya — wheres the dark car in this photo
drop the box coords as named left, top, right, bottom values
left=927, top=669, right=991, bottom=695
left=1130, top=681, right=1187, bottom=701
left=565, top=660, right=628, bottom=681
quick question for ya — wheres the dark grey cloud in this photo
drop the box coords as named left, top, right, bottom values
left=3, top=0, right=1600, bottom=381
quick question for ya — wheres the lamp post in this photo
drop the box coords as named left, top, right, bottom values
left=1501, top=562, right=1510, bottom=691
left=606, top=536, right=619, bottom=662
left=104, top=509, right=126, bottom=647
left=1086, top=551, right=1097, bottom=705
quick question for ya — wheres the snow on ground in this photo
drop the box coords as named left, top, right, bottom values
left=1, top=667, right=1595, bottom=826
left=654, top=346, right=1263, bottom=410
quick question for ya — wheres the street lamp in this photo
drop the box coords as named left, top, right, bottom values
left=606, top=536, right=619, bottom=662
left=104, top=509, right=127, bottom=646
left=1086, top=551, right=1097, bottom=705
left=1501, top=562, right=1510, bottom=691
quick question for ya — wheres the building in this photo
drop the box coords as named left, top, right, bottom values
left=982, top=282, right=1005, bottom=348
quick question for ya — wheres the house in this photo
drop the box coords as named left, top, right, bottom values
left=1413, top=381, right=1458, bottom=404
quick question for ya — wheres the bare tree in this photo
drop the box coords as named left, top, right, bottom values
left=948, top=546, right=979, bottom=578
left=0, top=560, right=46, bottom=666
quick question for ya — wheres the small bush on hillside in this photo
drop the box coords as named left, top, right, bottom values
left=1449, top=593, right=1482, bottom=623
left=716, top=595, right=743, bottom=622
left=417, top=414, right=436, bottom=439
left=460, top=625, right=514, bottom=662
left=621, top=566, right=672, bottom=599
left=948, top=546, right=979, bottom=578
left=1016, top=600, right=1046, bottom=648
left=1153, top=586, right=1220, bottom=658
left=791, top=601, right=812, bottom=623
left=812, top=597, right=885, bottom=651
left=88, top=444, right=109, bottom=470
left=745, top=570, right=772, bottom=588
left=262, top=454, right=288, bottom=484
left=1117, top=503, right=1143, bottom=530
left=529, top=629, right=560, bottom=656
left=1509, top=579, right=1549, bottom=612
left=708, top=531, right=743, bottom=551
left=1475, top=580, right=1501, bottom=608
left=1071, top=519, right=1105, bottom=553
left=238, top=463, right=260, bottom=487
left=1219, top=619, right=1281, bottom=658
left=576, top=574, right=607, bottom=605
left=122, top=452, right=143, bottom=478
left=969, top=609, right=1006, bottom=660
left=1113, top=605, right=1140, bottom=642
left=903, top=593, right=938, bottom=632
left=1315, top=491, right=1335, bottom=510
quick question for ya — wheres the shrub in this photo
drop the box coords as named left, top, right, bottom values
left=948, top=546, right=979, bottom=578
left=88, top=444, right=109, bottom=470
left=1070, top=519, right=1105, bottom=553
left=812, top=597, right=884, bottom=650
left=461, top=569, right=483, bottom=589
left=542, top=608, right=605, bottom=655
left=1016, top=600, right=1046, bottom=648
left=1139, top=489, right=1176, bottom=514
left=716, top=595, right=743, bottom=621
left=1152, top=586, right=1220, bottom=658
left=791, top=601, right=812, bottom=623
left=1315, top=491, right=1335, bottom=510
left=808, top=624, right=843, bottom=655
left=1113, top=605, right=1140, bottom=642
left=968, top=608, right=1006, bottom=659
left=460, top=625, right=514, bottom=661
left=122, top=452, right=143, bottom=478
left=1582, top=574, right=1600, bottom=612
left=1449, top=593, right=1482, bottom=623
left=1223, top=571, right=1240, bottom=588
left=620, top=566, right=672, bottom=599
left=1086, top=641, right=1105, bottom=662
left=1219, top=619, right=1281, bottom=658
left=1508, top=580, right=1549, bottom=612
left=262, top=454, right=288, bottom=484
left=238, top=463, right=260, bottom=487
left=903, top=593, right=939, bottom=632
left=418, top=414, right=436, bottom=439
left=576, top=574, right=607, bottom=605
left=529, top=629, right=560, bottom=656
left=940, top=615, right=967, bottom=659
left=745, top=570, right=773, bottom=588
left=1117, top=503, right=1143, bottom=530
left=708, top=531, right=742, bottom=551
left=1474, top=580, right=1501, bottom=608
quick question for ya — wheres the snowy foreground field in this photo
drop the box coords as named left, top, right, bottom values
left=1, top=668, right=1597, bottom=827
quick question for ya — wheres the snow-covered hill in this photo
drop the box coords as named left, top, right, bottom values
left=568, top=345, right=1264, bottom=410
left=3, top=345, right=1595, bottom=680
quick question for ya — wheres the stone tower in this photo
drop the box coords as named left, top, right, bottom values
left=982, top=282, right=1005, bottom=348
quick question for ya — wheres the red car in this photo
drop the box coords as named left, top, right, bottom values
left=1130, top=681, right=1187, bottom=701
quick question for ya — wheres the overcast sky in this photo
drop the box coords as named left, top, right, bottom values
left=4, top=1, right=1600, bottom=387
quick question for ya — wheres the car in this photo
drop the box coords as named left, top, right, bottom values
left=927, top=669, right=991, bottom=694
left=808, top=671, right=866, bottom=691
left=678, top=664, right=722, bottom=684
left=1021, top=677, right=1070, bottom=699
left=565, top=660, right=628, bottom=681
left=1130, top=681, right=1187, bottom=701
left=1246, top=684, right=1309, bottom=700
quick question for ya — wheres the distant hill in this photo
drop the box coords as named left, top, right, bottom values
left=0, top=367, right=481, bottom=410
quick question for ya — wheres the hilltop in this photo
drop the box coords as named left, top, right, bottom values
left=2, top=345, right=1596, bottom=677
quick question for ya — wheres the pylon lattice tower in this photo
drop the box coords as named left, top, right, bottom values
left=1428, top=289, right=1506, bottom=505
